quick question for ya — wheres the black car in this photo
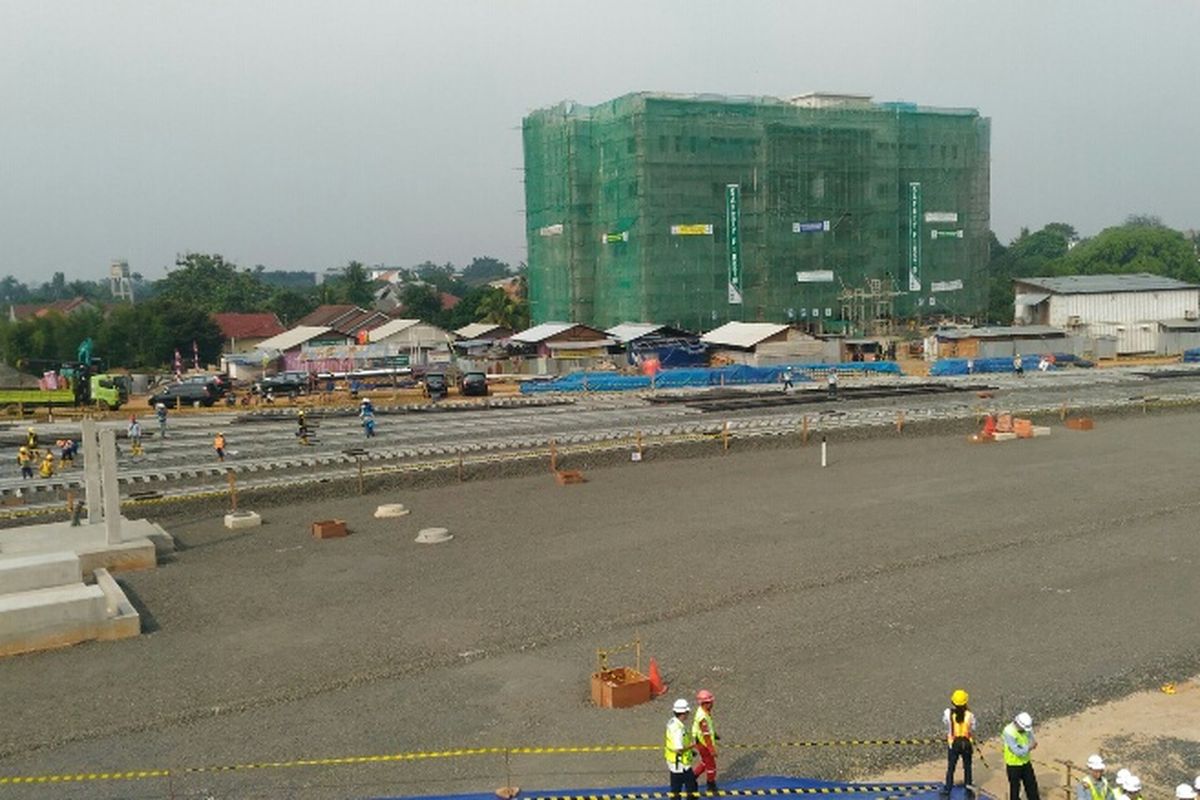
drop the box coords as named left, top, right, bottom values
left=459, top=371, right=489, bottom=397
left=423, top=373, right=449, bottom=400
left=148, top=382, right=216, bottom=408
left=254, top=371, right=312, bottom=396
left=183, top=373, right=230, bottom=397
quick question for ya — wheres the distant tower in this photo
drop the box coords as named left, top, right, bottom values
left=109, top=260, right=134, bottom=303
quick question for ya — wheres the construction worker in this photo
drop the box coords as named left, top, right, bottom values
left=827, top=369, right=838, bottom=399
left=17, top=446, right=34, bottom=479
left=1176, top=786, right=1197, bottom=800
left=1014, top=353, right=1025, bottom=376
left=25, top=427, right=39, bottom=452
left=38, top=450, right=55, bottom=478
left=943, top=689, right=976, bottom=796
left=213, top=431, right=226, bottom=462
left=1122, top=776, right=1142, bottom=800
left=1113, top=771, right=1131, bottom=800
left=665, top=698, right=698, bottom=800
left=296, top=409, right=310, bottom=445
left=360, top=398, right=376, bottom=438
left=155, top=402, right=168, bottom=438
left=1003, top=712, right=1039, bottom=800
left=128, top=415, right=143, bottom=456
left=691, top=689, right=718, bottom=792
left=781, top=367, right=794, bottom=391
left=1077, top=755, right=1113, bottom=800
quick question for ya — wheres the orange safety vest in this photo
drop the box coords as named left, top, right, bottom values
left=947, top=710, right=974, bottom=744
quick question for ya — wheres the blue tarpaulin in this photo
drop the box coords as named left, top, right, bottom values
left=520, top=362, right=902, bottom=394
left=373, top=774, right=962, bottom=800
left=930, top=354, right=1076, bottom=376
left=1184, top=348, right=1200, bottom=363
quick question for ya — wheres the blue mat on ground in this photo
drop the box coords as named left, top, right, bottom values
left=520, top=362, right=901, bottom=394
left=373, top=774, right=967, bottom=800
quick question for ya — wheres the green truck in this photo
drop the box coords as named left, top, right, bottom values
left=0, top=374, right=126, bottom=410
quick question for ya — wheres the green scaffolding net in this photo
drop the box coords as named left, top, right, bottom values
left=523, top=92, right=990, bottom=334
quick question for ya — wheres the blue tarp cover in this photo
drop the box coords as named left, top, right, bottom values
left=930, top=353, right=1076, bottom=376
left=1184, top=348, right=1200, bottom=363
left=521, top=362, right=902, bottom=394
left=374, top=774, right=961, bottom=800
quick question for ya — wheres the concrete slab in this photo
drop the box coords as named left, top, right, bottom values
left=0, top=551, right=82, bottom=593
left=0, top=584, right=105, bottom=640
left=224, top=511, right=262, bottom=530
left=93, top=568, right=140, bottom=641
left=0, top=518, right=172, bottom=577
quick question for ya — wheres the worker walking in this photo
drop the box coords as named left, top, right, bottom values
left=296, top=409, right=311, bottom=445
left=213, top=431, right=226, bottom=462
left=665, top=698, right=698, bottom=800
left=1002, top=712, right=1040, bottom=800
left=25, top=427, right=39, bottom=453
left=781, top=368, right=794, bottom=392
left=155, top=402, right=168, bottom=438
left=942, top=689, right=976, bottom=796
left=360, top=398, right=376, bottom=438
left=17, top=446, right=34, bottom=479
left=1013, top=354, right=1025, bottom=376
left=691, top=689, right=718, bottom=793
left=1077, top=755, right=1113, bottom=800
left=827, top=369, right=838, bottom=399
left=128, top=415, right=143, bottom=456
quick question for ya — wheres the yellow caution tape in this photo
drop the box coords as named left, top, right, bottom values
left=0, top=739, right=941, bottom=785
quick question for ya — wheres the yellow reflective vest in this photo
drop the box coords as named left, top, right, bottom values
left=664, top=717, right=694, bottom=770
left=1002, top=723, right=1031, bottom=766
left=692, top=706, right=716, bottom=748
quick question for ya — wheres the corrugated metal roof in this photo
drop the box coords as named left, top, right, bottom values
left=701, top=322, right=789, bottom=349
left=511, top=322, right=591, bottom=343
left=455, top=323, right=507, bottom=339
left=367, top=318, right=422, bottom=342
left=254, top=326, right=334, bottom=352
left=1159, top=319, right=1200, bottom=330
left=1018, top=274, right=1200, bottom=294
left=936, top=325, right=1067, bottom=341
left=606, top=322, right=665, bottom=343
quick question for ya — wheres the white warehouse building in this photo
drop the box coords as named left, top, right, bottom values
left=1014, top=273, right=1200, bottom=355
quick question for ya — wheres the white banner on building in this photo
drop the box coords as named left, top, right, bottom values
left=930, top=229, right=964, bottom=240
left=924, top=211, right=958, bottom=223
left=796, top=270, right=835, bottom=283
left=538, top=223, right=564, bottom=237
left=931, top=279, right=964, bottom=292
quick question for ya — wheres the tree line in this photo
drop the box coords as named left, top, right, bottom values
left=0, top=253, right=528, bottom=372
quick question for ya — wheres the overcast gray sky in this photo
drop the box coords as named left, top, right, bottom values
left=1, top=1, right=1197, bottom=284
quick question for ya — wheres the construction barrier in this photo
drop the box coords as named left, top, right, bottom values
left=0, top=737, right=943, bottom=786
left=521, top=363, right=901, bottom=394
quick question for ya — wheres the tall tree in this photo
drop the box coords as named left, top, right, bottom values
left=461, top=256, right=510, bottom=286
left=158, top=253, right=272, bottom=312
left=1060, top=222, right=1198, bottom=282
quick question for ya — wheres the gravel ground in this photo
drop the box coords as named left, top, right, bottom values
left=1, top=411, right=1199, bottom=799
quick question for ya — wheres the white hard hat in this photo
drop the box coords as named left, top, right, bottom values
left=1175, top=784, right=1197, bottom=800
left=1116, top=770, right=1131, bottom=788
left=1125, top=777, right=1142, bottom=793
left=672, top=698, right=690, bottom=714
left=1087, top=755, right=1106, bottom=771
left=1194, top=776, right=1200, bottom=792
left=1014, top=712, right=1033, bottom=731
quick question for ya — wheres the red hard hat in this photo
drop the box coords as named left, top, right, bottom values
left=696, top=689, right=714, bottom=704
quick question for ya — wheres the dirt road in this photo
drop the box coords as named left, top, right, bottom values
left=1, top=413, right=1198, bottom=799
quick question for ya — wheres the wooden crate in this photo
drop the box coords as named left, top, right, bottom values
left=1065, top=417, right=1095, bottom=430
left=312, top=519, right=348, bottom=539
left=590, top=668, right=652, bottom=708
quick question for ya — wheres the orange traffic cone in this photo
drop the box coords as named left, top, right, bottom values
left=648, top=657, right=668, bottom=697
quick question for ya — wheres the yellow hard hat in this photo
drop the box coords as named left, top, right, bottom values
left=951, top=689, right=969, bottom=706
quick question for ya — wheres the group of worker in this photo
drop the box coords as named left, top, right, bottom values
left=664, top=690, right=719, bottom=798
left=15, top=427, right=70, bottom=479
left=944, top=689, right=1198, bottom=800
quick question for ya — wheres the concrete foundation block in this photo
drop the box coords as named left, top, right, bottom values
left=0, top=552, right=82, bottom=594
left=224, top=511, right=262, bottom=530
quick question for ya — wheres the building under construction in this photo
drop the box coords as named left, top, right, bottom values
left=523, top=92, right=990, bottom=333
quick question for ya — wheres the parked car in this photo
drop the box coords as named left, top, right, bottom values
left=423, top=373, right=449, bottom=400
left=148, top=382, right=216, bottom=408
left=183, top=373, right=230, bottom=397
left=459, top=371, right=489, bottom=397
left=254, top=371, right=312, bottom=396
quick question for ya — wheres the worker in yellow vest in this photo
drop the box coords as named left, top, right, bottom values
left=691, top=689, right=718, bottom=792
left=1002, top=712, right=1040, bottom=800
left=943, top=688, right=976, bottom=795
left=665, top=698, right=698, bottom=800
left=38, top=450, right=55, bottom=478
left=1077, top=755, right=1113, bottom=800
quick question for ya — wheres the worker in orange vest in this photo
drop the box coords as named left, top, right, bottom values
left=943, top=689, right=977, bottom=796
left=692, top=689, right=719, bottom=792
left=213, top=432, right=227, bottom=462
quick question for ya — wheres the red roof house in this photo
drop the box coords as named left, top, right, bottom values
left=212, top=312, right=286, bottom=353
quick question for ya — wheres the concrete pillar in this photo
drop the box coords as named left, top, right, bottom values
left=99, top=428, right=122, bottom=545
left=81, top=419, right=102, bottom=525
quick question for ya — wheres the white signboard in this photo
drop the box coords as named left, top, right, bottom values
left=538, top=223, right=564, bottom=237
left=924, top=211, right=958, bottom=223
left=931, top=229, right=965, bottom=240
left=931, top=279, right=964, bottom=292
left=796, top=270, right=835, bottom=283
